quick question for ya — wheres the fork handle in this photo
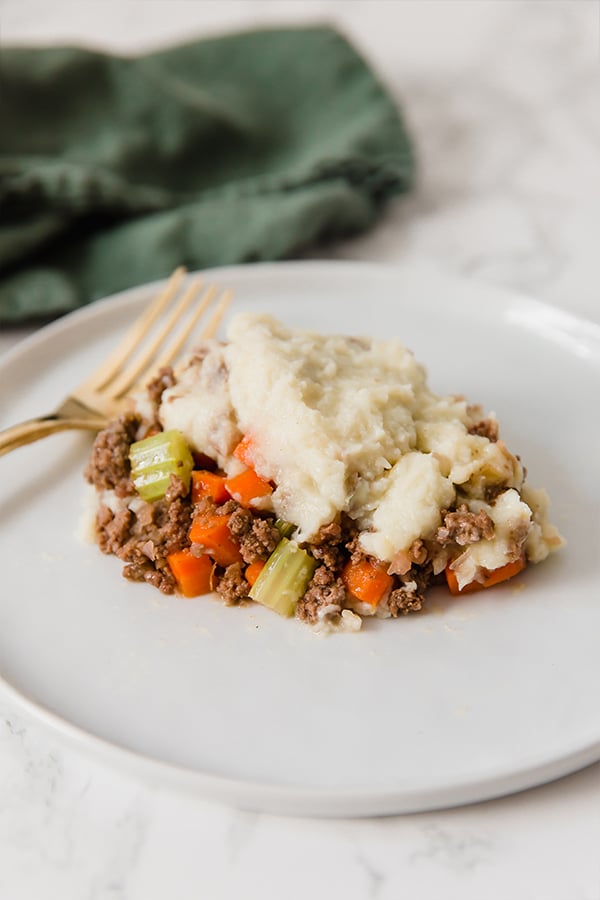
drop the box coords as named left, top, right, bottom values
left=0, top=415, right=107, bottom=457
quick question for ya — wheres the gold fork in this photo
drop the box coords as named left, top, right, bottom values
left=0, top=268, right=232, bottom=457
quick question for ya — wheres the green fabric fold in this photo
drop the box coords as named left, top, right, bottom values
left=0, top=26, right=415, bottom=323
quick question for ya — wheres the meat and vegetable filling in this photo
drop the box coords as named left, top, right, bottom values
left=84, top=314, right=563, bottom=632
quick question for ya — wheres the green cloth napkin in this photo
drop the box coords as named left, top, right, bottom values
left=0, top=26, right=414, bottom=323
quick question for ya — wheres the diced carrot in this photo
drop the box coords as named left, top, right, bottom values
left=233, top=435, right=256, bottom=467
left=225, top=468, right=273, bottom=507
left=245, top=560, right=266, bottom=587
left=446, top=566, right=475, bottom=595
left=167, top=549, right=214, bottom=598
left=191, top=470, right=230, bottom=504
left=481, top=556, right=527, bottom=587
left=189, top=514, right=243, bottom=567
left=341, top=558, right=393, bottom=607
left=445, top=556, right=526, bottom=595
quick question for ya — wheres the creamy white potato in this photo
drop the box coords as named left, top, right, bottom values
left=359, top=452, right=455, bottom=561
left=158, top=313, right=561, bottom=569
left=160, top=342, right=242, bottom=472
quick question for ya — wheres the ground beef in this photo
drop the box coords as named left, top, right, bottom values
left=164, top=497, right=193, bottom=549
left=95, top=491, right=193, bottom=592
left=193, top=495, right=218, bottom=520
left=227, top=504, right=252, bottom=538
left=215, top=563, right=250, bottom=605
left=84, top=413, right=141, bottom=497
left=484, top=483, right=507, bottom=502
left=126, top=495, right=193, bottom=559
left=408, top=539, right=428, bottom=566
left=307, top=522, right=345, bottom=570
left=145, top=366, right=176, bottom=424
left=436, top=504, right=495, bottom=547
left=316, top=523, right=342, bottom=543
left=388, top=582, right=424, bottom=616
left=216, top=499, right=240, bottom=516
left=122, top=555, right=177, bottom=594
left=241, top=519, right=280, bottom=564
left=410, top=561, right=435, bottom=594
left=164, top=474, right=189, bottom=503
left=345, top=534, right=368, bottom=565
left=96, top=505, right=134, bottom=555
left=507, top=523, right=530, bottom=559
left=296, top=566, right=346, bottom=624
left=340, top=513, right=359, bottom=542
left=226, top=504, right=280, bottom=563
left=88, top=408, right=193, bottom=592
left=468, top=418, right=499, bottom=442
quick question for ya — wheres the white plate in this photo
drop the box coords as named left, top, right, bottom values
left=1, top=261, right=599, bottom=818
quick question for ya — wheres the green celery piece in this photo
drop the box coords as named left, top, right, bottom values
left=129, top=429, right=194, bottom=502
left=274, top=518, right=295, bottom=539
left=249, top=538, right=317, bottom=617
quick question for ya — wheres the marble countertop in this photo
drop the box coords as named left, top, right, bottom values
left=1, top=2, right=599, bottom=896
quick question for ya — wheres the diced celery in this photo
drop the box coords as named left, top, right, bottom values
left=129, top=429, right=194, bottom=502
left=274, top=518, right=295, bottom=539
left=249, top=538, right=317, bottom=617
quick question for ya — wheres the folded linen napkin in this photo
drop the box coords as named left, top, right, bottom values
left=0, top=26, right=414, bottom=323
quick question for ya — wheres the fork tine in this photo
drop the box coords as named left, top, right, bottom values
left=144, top=283, right=220, bottom=378
left=1, top=266, right=235, bottom=453
left=128, top=286, right=233, bottom=395
left=148, top=285, right=233, bottom=378
left=84, top=266, right=187, bottom=392
left=106, top=277, right=204, bottom=399
left=200, top=289, right=233, bottom=340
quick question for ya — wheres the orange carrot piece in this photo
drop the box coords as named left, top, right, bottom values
left=245, top=560, right=266, bottom=587
left=225, top=468, right=273, bottom=507
left=233, top=435, right=256, bottom=467
left=191, top=470, right=230, bottom=504
left=189, top=514, right=242, bottom=567
left=446, top=556, right=526, bottom=595
left=446, top=566, right=476, bottom=595
left=341, top=558, right=393, bottom=607
left=167, top=549, right=214, bottom=598
left=481, top=556, right=527, bottom=587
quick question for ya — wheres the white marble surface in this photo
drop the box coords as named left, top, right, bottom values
left=1, top=1, right=599, bottom=896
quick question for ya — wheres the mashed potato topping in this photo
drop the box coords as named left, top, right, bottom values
left=158, top=313, right=562, bottom=581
